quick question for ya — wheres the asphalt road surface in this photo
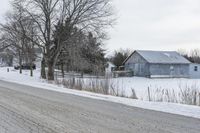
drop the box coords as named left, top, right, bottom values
left=0, top=80, right=199, bottom=133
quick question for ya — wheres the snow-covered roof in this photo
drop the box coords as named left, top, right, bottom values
left=125, top=50, right=191, bottom=64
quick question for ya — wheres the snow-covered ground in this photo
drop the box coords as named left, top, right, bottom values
left=82, top=76, right=200, bottom=104
left=109, top=77, right=200, bottom=100
left=0, top=67, right=200, bottom=119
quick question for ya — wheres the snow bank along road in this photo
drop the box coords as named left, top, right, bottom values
left=0, top=81, right=199, bottom=133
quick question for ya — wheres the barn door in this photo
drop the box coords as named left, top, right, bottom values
left=134, top=64, right=139, bottom=75
left=170, top=65, right=175, bottom=77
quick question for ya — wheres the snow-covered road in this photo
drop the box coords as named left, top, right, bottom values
left=0, top=80, right=200, bottom=133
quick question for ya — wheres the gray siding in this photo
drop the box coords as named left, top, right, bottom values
left=189, top=64, right=200, bottom=79
left=149, top=64, right=190, bottom=78
left=125, top=52, right=150, bottom=77
left=124, top=51, right=190, bottom=78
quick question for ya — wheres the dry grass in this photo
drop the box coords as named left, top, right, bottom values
left=148, top=84, right=200, bottom=106
left=54, top=76, right=136, bottom=99
left=55, top=76, right=200, bottom=106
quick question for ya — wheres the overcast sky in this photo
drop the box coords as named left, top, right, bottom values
left=0, top=0, right=10, bottom=22
left=106, top=0, right=200, bottom=53
left=0, top=0, right=200, bottom=53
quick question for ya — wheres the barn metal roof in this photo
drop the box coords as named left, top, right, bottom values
left=124, top=50, right=191, bottom=64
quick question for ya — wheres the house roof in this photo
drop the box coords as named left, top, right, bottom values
left=124, top=50, right=191, bottom=64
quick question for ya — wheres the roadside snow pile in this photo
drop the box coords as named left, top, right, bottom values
left=0, top=67, right=200, bottom=119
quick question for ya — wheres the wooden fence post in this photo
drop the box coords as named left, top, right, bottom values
left=199, top=93, right=200, bottom=106
left=194, top=91, right=197, bottom=105
left=148, top=87, right=151, bottom=101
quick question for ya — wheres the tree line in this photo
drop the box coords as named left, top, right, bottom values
left=178, top=49, right=200, bottom=64
left=0, top=0, right=115, bottom=80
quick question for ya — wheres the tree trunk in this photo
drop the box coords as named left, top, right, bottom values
left=30, top=62, right=33, bottom=77
left=47, top=61, right=54, bottom=81
left=19, top=55, right=22, bottom=74
left=41, top=58, right=46, bottom=79
left=47, top=48, right=61, bottom=80
left=61, top=62, right=64, bottom=78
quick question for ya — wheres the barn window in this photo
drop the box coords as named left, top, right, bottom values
left=194, top=66, right=198, bottom=72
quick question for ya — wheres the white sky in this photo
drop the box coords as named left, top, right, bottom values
left=1, top=0, right=200, bottom=53
left=106, top=0, right=200, bottom=53
left=0, top=0, right=10, bottom=23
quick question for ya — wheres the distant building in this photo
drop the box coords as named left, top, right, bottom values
left=189, top=63, right=200, bottom=79
left=123, top=50, right=191, bottom=78
left=34, top=48, right=43, bottom=68
left=105, top=62, right=115, bottom=76
left=0, top=49, right=13, bottom=67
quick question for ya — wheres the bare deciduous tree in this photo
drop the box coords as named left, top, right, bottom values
left=12, top=0, right=115, bottom=80
left=1, top=3, right=38, bottom=76
left=178, top=48, right=200, bottom=63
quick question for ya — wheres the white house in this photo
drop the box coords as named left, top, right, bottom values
left=0, top=49, right=13, bottom=67
left=105, top=62, right=115, bottom=76
left=190, top=63, right=200, bottom=79
left=34, top=48, right=43, bottom=69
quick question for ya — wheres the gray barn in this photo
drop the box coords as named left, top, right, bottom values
left=123, top=50, right=191, bottom=78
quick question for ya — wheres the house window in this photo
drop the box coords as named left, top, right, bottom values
left=194, top=66, right=198, bottom=72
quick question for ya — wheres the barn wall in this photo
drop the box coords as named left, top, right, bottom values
left=149, top=64, right=190, bottom=78
left=124, top=52, right=150, bottom=76
left=124, top=51, right=190, bottom=78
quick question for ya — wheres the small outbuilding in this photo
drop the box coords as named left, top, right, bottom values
left=189, top=63, right=200, bottom=79
left=105, top=62, right=115, bottom=76
left=123, top=50, right=191, bottom=78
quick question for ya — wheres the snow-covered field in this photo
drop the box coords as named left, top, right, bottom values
left=0, top=67, right=200, bottom=119
left=81, top=76, right=200, bottom=104
left=109, top=77, right=200, bottom=100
